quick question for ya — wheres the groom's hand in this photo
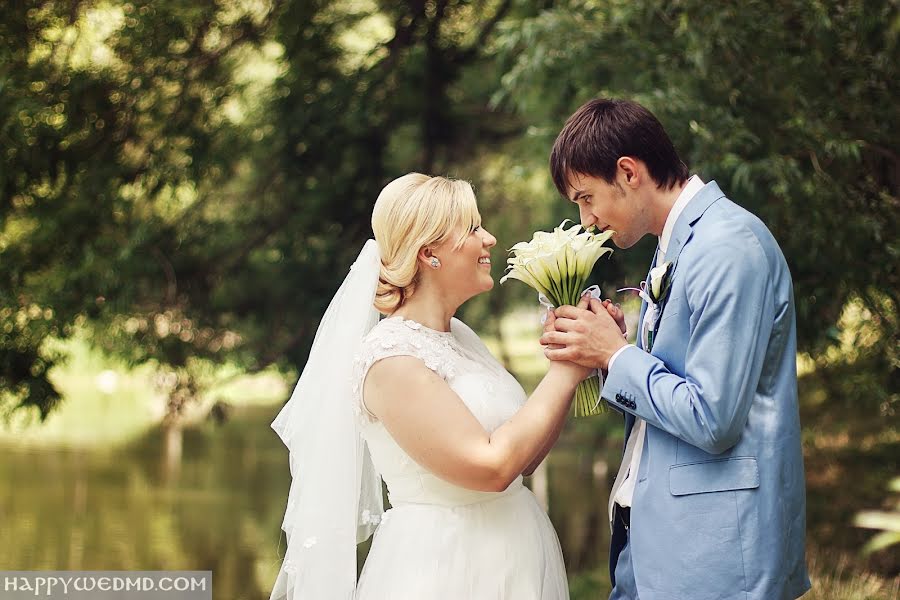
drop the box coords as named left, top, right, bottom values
left=540, top=296, right=628, bottom=371
left=541, top=293, right=592, bottom=350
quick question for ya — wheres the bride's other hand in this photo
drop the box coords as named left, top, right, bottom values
left=541, top=306, right=563, bottom=349
left=599, top=299, right=627, bottom=338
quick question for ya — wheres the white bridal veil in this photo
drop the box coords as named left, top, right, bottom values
left=270, top=239, right=384, bottom=600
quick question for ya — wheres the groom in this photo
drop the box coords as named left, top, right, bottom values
left=541, top=99, right=810, bottom=600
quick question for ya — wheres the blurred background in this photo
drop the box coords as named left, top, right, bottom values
left=1, top=1, right=897, bottom=598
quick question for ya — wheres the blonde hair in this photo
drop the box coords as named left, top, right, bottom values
left=372, top=173, right=480, bottom=314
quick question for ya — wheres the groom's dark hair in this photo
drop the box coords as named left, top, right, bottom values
left=550, top=98, right=689, bottom=197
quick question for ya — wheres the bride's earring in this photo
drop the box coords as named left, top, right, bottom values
left=430, top=257, right=441, bottom=269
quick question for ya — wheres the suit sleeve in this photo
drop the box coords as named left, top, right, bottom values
left=602, top=230, right=775, bottom=454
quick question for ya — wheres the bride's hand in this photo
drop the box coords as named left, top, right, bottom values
left=543, top=298, right=594, bottom=383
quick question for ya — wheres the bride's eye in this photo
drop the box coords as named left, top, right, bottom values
left=471, top=225, right=481, bottom=233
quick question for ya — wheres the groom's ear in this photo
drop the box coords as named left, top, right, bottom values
left=616, top=157, right=641, bottom=189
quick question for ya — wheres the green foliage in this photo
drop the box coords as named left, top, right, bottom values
left=1, top=0, right=896, bottom=422
left=1, top=0, right=524, bottom=418
left=1, top=0, right=287, bottom=417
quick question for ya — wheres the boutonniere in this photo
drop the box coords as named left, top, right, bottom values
left=648, top=261, right=674, bottom=304
left=617, top=260, right=675, bottom=352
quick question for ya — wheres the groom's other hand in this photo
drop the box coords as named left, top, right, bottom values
left=541, top=296, right=627, bottom=370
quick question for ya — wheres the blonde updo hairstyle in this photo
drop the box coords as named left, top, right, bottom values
left=372, top=173, right=480, bottom=314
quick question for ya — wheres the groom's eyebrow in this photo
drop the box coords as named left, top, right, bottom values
left=569, top=189, right=585, bottom=203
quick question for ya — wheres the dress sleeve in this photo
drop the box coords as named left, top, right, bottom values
left=351, top=320, right=453, bottom=422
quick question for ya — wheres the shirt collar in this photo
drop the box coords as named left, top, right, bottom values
left=660, top=175, right=705, bottom=256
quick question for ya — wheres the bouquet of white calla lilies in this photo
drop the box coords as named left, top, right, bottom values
left=500, top=221, right=615, bottom=417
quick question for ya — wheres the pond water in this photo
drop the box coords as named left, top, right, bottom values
left=0, top=404, right=620, bottom=599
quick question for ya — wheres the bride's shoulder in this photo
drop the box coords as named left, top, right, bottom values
left=449, top=318, right=495, bottom=357
left=365, top=315, right=433, bottom=337
left=364, top=315, right=404, bottom=337
left=358, top=316, right=436, bottom=353
left=449, top=317, right=479, bottom=343
left=354, top=316, right=455, bottom=381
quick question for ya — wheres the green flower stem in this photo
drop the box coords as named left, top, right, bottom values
left=574, top=375, right=604, bottom=417
left=548, top=273, right=564, bottom=303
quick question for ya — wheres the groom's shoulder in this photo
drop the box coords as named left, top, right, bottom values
left=691, top=202, right=765, bottom=252
left=690, top=194, right=790, bottom=277
left=697, top=193, right=783, bottom=251
left=702, top=193, right=762, bottom=230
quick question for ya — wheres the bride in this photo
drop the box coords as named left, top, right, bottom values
left=270, top=173, right=598, bottom=599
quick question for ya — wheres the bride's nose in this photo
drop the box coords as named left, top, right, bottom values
left=481, top=228, right=497, bottom=249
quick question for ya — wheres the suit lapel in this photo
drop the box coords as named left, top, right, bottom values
left=648, top=181, right=727, bottom=338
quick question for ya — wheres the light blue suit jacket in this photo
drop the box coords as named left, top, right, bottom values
left=603, top=181, right=810, bottom=600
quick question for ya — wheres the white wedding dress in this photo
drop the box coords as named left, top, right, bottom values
left=351, top=315, right=569, bottom=600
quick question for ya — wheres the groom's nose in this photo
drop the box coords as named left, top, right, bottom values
left=579, top=205, right=596, bottom=228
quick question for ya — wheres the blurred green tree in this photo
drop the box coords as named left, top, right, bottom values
left=0, top=0, right=525, bottom=418
left=1, top=0, right=276, bottom=417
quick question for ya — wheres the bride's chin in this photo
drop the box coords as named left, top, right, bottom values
left=457, top=276, right=494, bottom=298
left=461, top=282, right=493, bottom=301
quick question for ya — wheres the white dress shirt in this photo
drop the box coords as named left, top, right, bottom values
left=608, top=175, right=705, bottom=520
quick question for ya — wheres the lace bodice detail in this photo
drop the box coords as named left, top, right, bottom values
left=351, top=316, right=528, bottom=507
left=352, top=317, right=460, bottom=405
